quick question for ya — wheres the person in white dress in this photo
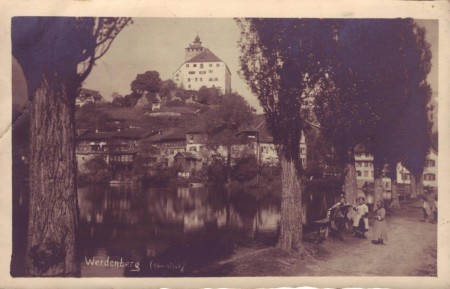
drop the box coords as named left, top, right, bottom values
left=352, top=196, right=369, bottom=238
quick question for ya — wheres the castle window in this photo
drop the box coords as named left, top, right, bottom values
left=214, top=77, right=218, bottom=81
left=216, top=63, right=220, bottom=67
left=209, top=78, right=213, bottom=81
left=186, top=64, right=189, bottom=67
left=195, top=78, right=198, bottom=81
left=199, top=71, right=206, bottom=74
left=209, top=70, right=213, bottom=73
left=200, top=78, right=203, bottom=81
left=188, top=85, right=191, bottom=89
left=200, top=64, right=204, bottom=68
left=209, top=64, right=213, bottom=67
left=187, top=78, right=190, bottom=82
left=193, top=64, right=197, bottom=67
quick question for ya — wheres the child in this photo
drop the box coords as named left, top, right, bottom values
left=372, top=200, right=387, bottom=245
left=352, top=197, right=369, bottom=238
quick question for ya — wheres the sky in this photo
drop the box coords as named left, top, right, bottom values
left=82, top=18, right=261, bottom=109
left=13, top=18, right=438, bottom=113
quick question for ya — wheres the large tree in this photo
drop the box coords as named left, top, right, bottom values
left=237, top=18, right=335, bottom=253
left=131, top=70, right=162, bottom=104
left=12, top=17, right=131, bottom=276
left=315, top=19, right=432, bottom=205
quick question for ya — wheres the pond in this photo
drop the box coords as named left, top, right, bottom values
left=11, top=181, right=336, bottom=277
left=78, top=184, right=281, bottom=277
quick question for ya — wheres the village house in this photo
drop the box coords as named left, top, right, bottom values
left=76, top=88, right=103, bottom=107
left=159, top=131, right=187, bottom=167
left=172, top=35, right=231, bottom=94
left=76, top=131, right=113, bottom=172
left=76, top=128, right=156, bottom=180
left=108, top=129, right=152, bottom=181
left=354, top=144, right=438, bottom=195
left=396, top=146, right=438, bottom=189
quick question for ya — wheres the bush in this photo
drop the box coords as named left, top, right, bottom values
left=206, top=158, right=228, bottom=187
left=303, top=177, right=342, bottom=195
left=78, top=156, right=110, bottom=184
left=142, top=165, right=178, bottom=187
left=166, top=99, right=184, bottom=107
left=232, top=155, right=259, bottom=182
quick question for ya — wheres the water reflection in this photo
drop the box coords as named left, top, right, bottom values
left=78, top=185, right=281, bottom=277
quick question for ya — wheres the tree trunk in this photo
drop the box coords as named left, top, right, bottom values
left=374, top=178, right=384, bottom=209
left=373, top=164, right=384, bottom=208
left=410, top=174, right=417, bottom=199
left=390, top=179, right=401, bottom=208
left=225, top=146, right=232, bottom=226
left=276, top=153, right=303, bottom=253
left=343, top=147, right=358, bottom=205
left=26, top=76, right=80, bottom=277
left=416, top=173, right=424, bottom=197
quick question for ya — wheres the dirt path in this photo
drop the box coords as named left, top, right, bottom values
left=304, top=199, right=437, bottom=276
left=207, top=198, right=437, bottom=276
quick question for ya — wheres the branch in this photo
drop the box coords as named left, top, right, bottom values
left=78, top=17, right=132, bottom=82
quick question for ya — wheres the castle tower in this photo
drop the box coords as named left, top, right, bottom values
left=185, top=35, right=206, bottom=61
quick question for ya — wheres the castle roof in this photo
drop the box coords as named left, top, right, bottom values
left=186, top=49, right=223, bottom=63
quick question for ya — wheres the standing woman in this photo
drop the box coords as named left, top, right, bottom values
left=372, top=200, right=387, bottom=245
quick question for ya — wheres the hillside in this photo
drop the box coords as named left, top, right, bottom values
left=75, top=101, right=213, bottom=133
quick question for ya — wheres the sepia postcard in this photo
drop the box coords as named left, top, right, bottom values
left=1, top=1, right=449, bottom=288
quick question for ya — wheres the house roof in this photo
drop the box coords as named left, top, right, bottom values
left=113, top=128, right=149, bottom=139
left=239, top=115, right=274, bottom=143
left=354, top=144, right=369, bottom=154
left=77, top=129, right=155, bottom=141
left=160, top=131, right=186, bottom=142
left=77, top=131, right=115, bottom=140
left=173, top=151, right=201, bottom=160
left=186, top=126, right=206, bottom=134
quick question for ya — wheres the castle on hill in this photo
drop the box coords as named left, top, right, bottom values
left=172, top=35, right=231, bottom=94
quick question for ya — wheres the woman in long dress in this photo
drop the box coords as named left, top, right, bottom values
left=372, top=200, right=387, bottom=245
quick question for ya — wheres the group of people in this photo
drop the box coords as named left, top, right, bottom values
left=327, top=194, right=387, bottom=245
left=326, top=191, right=438, bottom=246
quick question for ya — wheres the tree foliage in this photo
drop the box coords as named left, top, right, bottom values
left=13, top=17, right=131, bottom=95
left=314, top=19, right=432, bottom=198
left=237, top=18, right=335, bottom=171
left=204, top=92, right=254, bottom=149
left=237, top=18, right=336, bottom=253
left=131, top=70, right=162, bottom=96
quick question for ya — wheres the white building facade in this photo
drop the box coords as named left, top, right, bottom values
left=172, top=36, right=231, bottom=94
left=397, top=148, right=438, bottom=188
